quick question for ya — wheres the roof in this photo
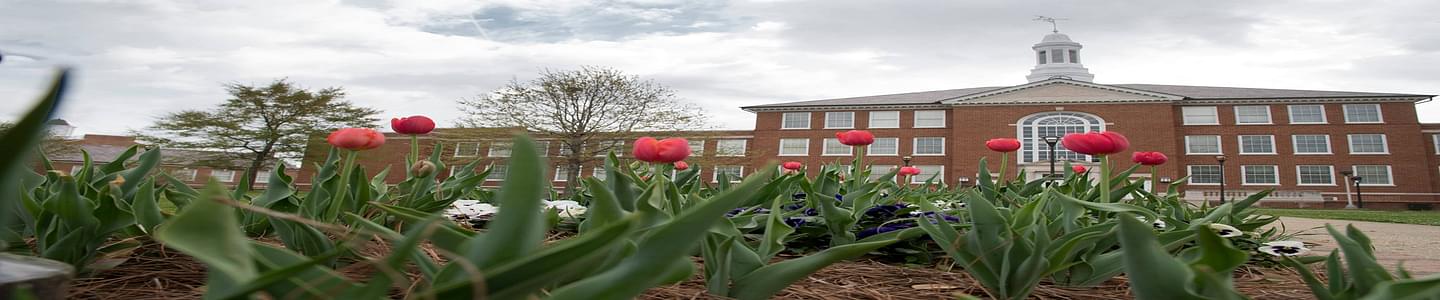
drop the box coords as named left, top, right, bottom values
left=741, top=81, right=1434, bottom=110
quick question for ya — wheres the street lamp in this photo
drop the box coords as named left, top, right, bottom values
left=1042, top=135, right=1062, bottom=180
left=1215, top=155, right=1227, bottom=204
left=1351, top=176, right=1365, bottom=209
left=902, top=156, right=912, bottom=167
left=1340, top=170, right=1356, bottom=209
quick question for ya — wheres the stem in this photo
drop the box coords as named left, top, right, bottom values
left=408, top=135, right=419, bottom=171
left=851, top=146, right=865, bottom=188
left=1150, top=165, right=1159, bottom=194
left=327, top=150, right=358, bottom=222
left=1099, top=155, right=1110, bottom=203
left=997, top=153, right=1008, bottom=186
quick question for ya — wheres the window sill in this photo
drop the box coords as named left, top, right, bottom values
left=911, top=154, right=946, bottom=156
left=1235, top=123, right=1274, bottom=125
left=1344, top=121, right=1384, bottom=124
left=1297, top=183, right=1336, bottom=186
left=1288, top=122, right=1328, bottom=125
left=1182, top=123, right=1221, bottom=126
left=1241, top=183, right=1280, bottom=186
left=823, top=126, right=855, bottom=130
left=1294, top=153, right=1333, bottom=155
left=867, top=153, right=899, bottom=156
left=1239, top=153, right=1277, bottom=155
left=821, top=154, right=853, bottom=156
left=1185, top=153, right=1224, bottom=155
left=913, top=126, right=947, bottom=129
left=1348, top=153, right=1390, bottom=155
left=1356, top=184, right=1395, bottom=187
left=778, top=154, right=809, bottom=157
left=1188, top=183, right=1221, bottom=186
left=779, top=128, right=811, bottom=130
left=867, top=126, right=900, bottom=129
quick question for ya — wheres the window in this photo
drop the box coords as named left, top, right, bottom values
left=1051, top=50, right=1063, bottom=64
left=554, top=166, right=569, bottom=182
left=1234, top=105, right=1272, bottom=124
left=913, top=137, right=945, bottom=155
left=824, top=112, right=854, bottom=129
left=1238, top=135, right=1275, bottom=154
left=910, top=165, right=944, bottom=184
left=69, top=165, right=84, bottom=175
left=1068, top=49, right=1079, bottom=63
left=210, top=169, right=236, bottom=183
left=1037, top=51, right=1047, bottom=64
left=781, top=112, right=811, bottom=129
left=1434, top=134, right=1440, bottom=154
left=1241, top=165, right=1279, bottom=185
left=868, top=138, right=899, bottom=156
left=559, top=142, right=575, bottom=156
left=716, top=139, right=747, bottom=156
left=714, top=166, right=744, bottom=182
left=170, top=168, right=198, bottom=181
left=591, top=167, right=607, bottom=180
left=595, top=140, right=623, bottom=157
left=868, top=111, right=899, bottom=128
left=255, top=171, right=271, bottom=183
left=1181, top=106, right=1219, bottom=125
left=1187, top=165, right=1222, bottom=185
left=1296, top=165, right=1334, bottom=185
left=534, top=141, right=550, bottom=156
left=1347, top=134, right=1388, bottom=154
left=1343, top=104, right=1382, bottom=123
left=1351, top=165, right=1393, bottom=186
left=455, top=142, right=481, bottom=157
left=688, top=140, right=705, bottom=155
left=778, top=138, right=809, bottom=156
left=914, top=110, right=946, bottom=128
left=1292, top=135, right=1332, bottom=154
left=1287, top=105, right=1326, bottom=124
left=489, top=142, right=512, bottom=157
left=1018, top=112, right=1104, bottom=163
left=1185, top=136, right=1222, bottom=154
left=869, top=165, right=896, bottom=180
left=822, top=138, right=851, bottom=156
left=486, top=164, right=508, bottom=181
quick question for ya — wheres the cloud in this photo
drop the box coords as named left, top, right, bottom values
left=2, top=0, right=1438, bottom=137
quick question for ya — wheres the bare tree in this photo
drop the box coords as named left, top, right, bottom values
left=458, top=66, right=708, bottom=193
left=138, top=79, right=380, bottom=189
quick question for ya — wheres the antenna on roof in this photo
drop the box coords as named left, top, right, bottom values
left=1033, top=15, right=1068, bottom=33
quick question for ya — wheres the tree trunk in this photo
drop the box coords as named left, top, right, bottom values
left=244, top=143, right=275, bottom=190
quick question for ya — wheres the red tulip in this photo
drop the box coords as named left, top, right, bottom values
left=835, top=130, right=875, bottom=146
left=1072, top=165, right=1087, bottom=173
left=632, top=137, right=691, bottom=163
left=673, top=161, right=689, bottom=170
left=898, top=166, right=922, bottom=176
left=327, top=128, right=386, bottom=150
left=1061, top=131, right=1130, bottom=155
left=782, top=161, right=803, bottom=170
left=985, top=138, right=1021, bottom=152
left=1131, top=151, right=1168, bottom=166
left=390, top=115, right=435, bottom=135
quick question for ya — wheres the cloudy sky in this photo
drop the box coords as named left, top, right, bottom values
left=3, top=0, right=1440, bottom=135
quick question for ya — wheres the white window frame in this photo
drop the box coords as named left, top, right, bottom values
left=1291, top=135, right=1333, bottom=155
left=1346, top=134, right=1389, bottom=154
left=867, top=137, right=900, bottom=156
left=488, top=142, right=512, bottom=157
left=171, top=168, right=199, bottom=182
left=868, top=165, right=897, bottom=181
left=1286, top=105, right=1327, bottom=124
left=1237, top=135, right=1276, bottom=155
left=1434, top=134, right=1440, bottom=154
left=1181, top=106, right=1220, bottom=125
left=1233, top=105, right=1273, bottom=125
left=533, top=141, right=550, bottom=157
left=1343, top=104, right=1383, bottom=124
left=486, top=164, right=508, bottom=181
left=824, top=111, right=855, bottom=129
left=454, top=142, right=481, bottom=157
left=912, top=137, right=946, bottom=156
left=868, top=111, right=900, bottom=128
left=821, top=138, right=852, bottom=156
left=554, top=166, right=569, bottom=182
left=1184, top=135, right=1223, bottom=155
left=1295, top=165, right=1335, bottom=186
left=910, top=165, right=944, bottom=184
left=713, top=166, right=744, bottom=183
left=781, top=112, right=811, bottom=129
left=594, top=140, right=623, bottom=157
left=1350, top=165, right=1394, bottom=186
left=716, top=139, right=747, bottom=157
left=1240, top=165, right=1280, bottom=186
left=913, top=110, right=946, bottom=128
left=254, top=171, right=271, bottom=183
left=777, top=138, right=810, bottom=156
left=688, top=140, right=705, bottom=155
left=69, top=165, right=84, bottom=175
left=591, top=167, right=607, bottom=180
left=1186, top=165, right=1222, bottom=185
left=210, top=169, right=237, bottom=183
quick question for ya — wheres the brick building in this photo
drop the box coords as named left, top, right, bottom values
left=46, top=133, right=293, bottom=188
left=301, top=31, right=1440, bottom=209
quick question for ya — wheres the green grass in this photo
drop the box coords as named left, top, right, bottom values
left=1258, top=208, right=1440, bottom=226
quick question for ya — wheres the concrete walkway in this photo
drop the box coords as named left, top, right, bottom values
left=1269, top=217, right=1440, bottom=276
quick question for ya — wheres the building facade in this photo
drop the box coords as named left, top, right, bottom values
left=44, top=134, right=292, bottom=188
left=301, top=31, right=1440, bottom=209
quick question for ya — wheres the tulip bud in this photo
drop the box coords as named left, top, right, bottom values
left=782, top=161, right=803, bottom=170
left=985, top=138, right=1022, bottom=153
left=391, top=115, right=436, bottom=135
left=110, top=176, right=126, bottom=187
left=327, top=128, right=386, bottom=150
left=411, top=160, right=436, bottom=177
left=673, top=161, right=689, bottom=170
left=835, top=130, right=875, bottom=146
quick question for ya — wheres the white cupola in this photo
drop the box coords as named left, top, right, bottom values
left=1025, top=32, right=1094, bottom=82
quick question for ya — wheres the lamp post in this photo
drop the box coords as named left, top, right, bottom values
left=1351, top=176, right=1364, bottom=209
left=902, top=156, right=912, bottom=167
left=1340, top=170, right=1356, bottom=209
left=1215, top=155, right=1227, bottom=204
left=1042, top=135, right=1062, bottom=180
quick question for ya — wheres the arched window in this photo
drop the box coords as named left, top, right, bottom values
left=1017, top=112, right=1105, bottom=163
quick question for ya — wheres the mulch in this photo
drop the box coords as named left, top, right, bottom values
left=66, top=242, right=1319, bottom=299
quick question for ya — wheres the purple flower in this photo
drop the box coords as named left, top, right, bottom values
left=863, top=204, right=908, bottom=218
left=784, top=218, right=806, bottom=227
left=834, top=194, right=844, bottom=202
left=791, top=192, right=807, bottom=200
left=782, top=203, right=806, bottom=211
left=802, top=208, right=818, bottom=216
left=856, top=222, right=917, bottom=239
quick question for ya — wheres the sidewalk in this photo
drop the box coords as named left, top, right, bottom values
left=1269, top=217, right=1440, bottom=276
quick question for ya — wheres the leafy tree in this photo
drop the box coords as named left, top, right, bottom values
left=138, top=79, right=379, bottom=189
left=458, top=66, right=708, bottom=193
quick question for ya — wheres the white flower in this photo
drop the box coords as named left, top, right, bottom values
left=1258, top=241, right=1310, bottom=257
left=545, top=200, right=587, bottom=219
left=1152, top=219, right=1168, bottom=230
left=445, top=202, right=498, bottom=219
left=1207, top=224, right=1244, bottom=238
